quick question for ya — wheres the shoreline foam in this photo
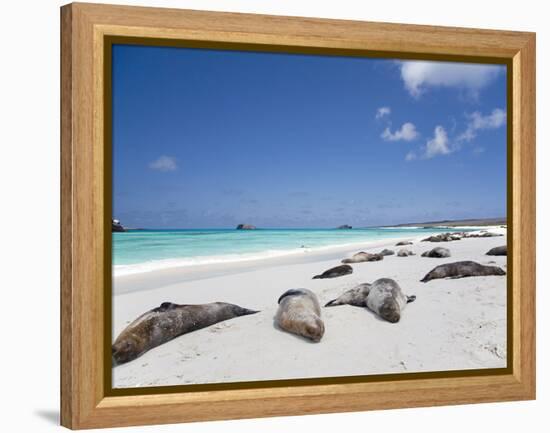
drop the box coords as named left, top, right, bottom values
left=112, top=228, right=464, bottom=277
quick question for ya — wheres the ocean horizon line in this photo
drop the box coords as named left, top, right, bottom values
left=117, top=216, right=506, bottom=232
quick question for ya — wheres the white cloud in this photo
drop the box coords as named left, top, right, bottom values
left=425, top=126, right=451, bottom=158
left=457, top=108, right=506, bottom=142
left=381, top=122, right=419, bottom=141
left=149, top=155, right=177, bottom=172
left=405, top=151, right=417, bottom=161
left=375, top=106, right=391, bottom=119
left=400, top=61, right=502, bottom=97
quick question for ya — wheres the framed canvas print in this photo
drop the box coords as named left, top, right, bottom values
left=60, top=3, right=536, bottom=429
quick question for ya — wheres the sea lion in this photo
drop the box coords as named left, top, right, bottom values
left=275, top=289, right=325, bottom=342
left=420, top=260, right=506, bottom=282
left=463, top=231, right=503, bottom=238
left=313, top=264, right=353, bottom=279
left=325, top=278, right=416, bottom=323
left=379, top=248, right=395, bottom=256
left=396, top=240, right=413, bottom=246
left=341, top=252, right=383, bottom=264
left=112, top=302, right=259, bottom=366
left=422, top=232, right=462, bottom=242
left=324, top=283, right=372, bottom=307
left=486, top=245, right=507, bottom=256
left=421, top=247, right=451, bottom=258
left=397, top=248, right=415, bottom=257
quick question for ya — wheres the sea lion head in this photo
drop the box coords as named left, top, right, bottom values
left=378, top=299, right=401, bottom=323
left=490, top=266, right=506, bottom=276
left=302, top=316, right=325, bottom=342
left=112, top=334, right=144, bottom=366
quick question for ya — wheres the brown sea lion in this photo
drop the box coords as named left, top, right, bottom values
left=379, top=248, right=395, bottom=256
left=421, top=247, right=451, bottom=258
left=421, top=232, right=462, bottom=242
left=341, top=252, right=383, bottom=264
left=420, top=260, right=506, bottom=282
left=397, top=248, right=415, bottom=257
left=313, top=264, right=353, bottom=279
left=325, top=278, right=416, bottom=323
left=275, top=289, right=325, bottom=342
left=463, top=231, right=503, bottom=238
left=324, top=283, right=372, bottom=308
left=396, top=240, right=413, bottom=246
left=486, top=245, right=507, bottom=256
left=112, top=302, right=259, bottom=366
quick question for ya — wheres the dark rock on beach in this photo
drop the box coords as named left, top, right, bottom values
left=341, top=252, right=383, bottom=264
left=236, top=224, right=256, bottom=230
left=421, top=247, right=451, bottom=258
left=486, top=245, right=507, bottom=256
left=313, top=264, right=353, bottom=279
left=421, top=260, right=506, bottom=282
left=379, top=248, right=395, bottom=256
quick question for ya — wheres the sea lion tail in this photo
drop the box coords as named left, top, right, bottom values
left=313, top=275, right=322, bottom=279
left=407, top=295, right=416, bottom=303
left=324, top=299, right=339, bottom=307
left=420, top=274, right=430, bottom=283
left=239, top=307, right=260, bottom=316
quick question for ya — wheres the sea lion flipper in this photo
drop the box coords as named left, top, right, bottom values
left=235, top=306, right=260, bottom=316
left=324, top=299, right=340, bottom=307
left=407, top=295, right=416, bottom=303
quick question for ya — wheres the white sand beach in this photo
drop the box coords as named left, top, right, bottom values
left=112, top=229, right=507, bottom=388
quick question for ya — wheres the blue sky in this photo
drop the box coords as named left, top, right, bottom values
left=112, top=44, right=507, bottom=228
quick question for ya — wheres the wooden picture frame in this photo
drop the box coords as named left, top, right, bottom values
left=60, top=2, right=535, bottom=429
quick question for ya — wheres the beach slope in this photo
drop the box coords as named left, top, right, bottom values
left=112, top=232, right=507, bottom=388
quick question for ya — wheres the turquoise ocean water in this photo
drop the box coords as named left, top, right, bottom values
left=113, top=227, right=460, bottom=276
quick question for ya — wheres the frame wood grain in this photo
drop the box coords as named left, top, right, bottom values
left=60, top=2, right=535, bottom=429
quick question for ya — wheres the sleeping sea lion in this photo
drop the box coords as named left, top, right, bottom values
left=397, top=248, right=415, bottom=257
left=313, top=264, right=353, bottom=279
left=112, top=301, right=259, bottom=366
left=486, top=245, right=507, bottom=256
left=275, top=289, right=325, bottom=342
left=341, top=252, right=383, bottom=264
left=325, top=278, right=416, bottom=323
left=420, top=260, right=506, bottom=282
left=421, top=247, right=451, bottom=258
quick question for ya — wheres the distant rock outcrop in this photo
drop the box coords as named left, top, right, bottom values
left=337, top=224, right=352, bottom=229
left=236, top=224, right=256, bottom=230
left=112, top=219, right=126, bottom=233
